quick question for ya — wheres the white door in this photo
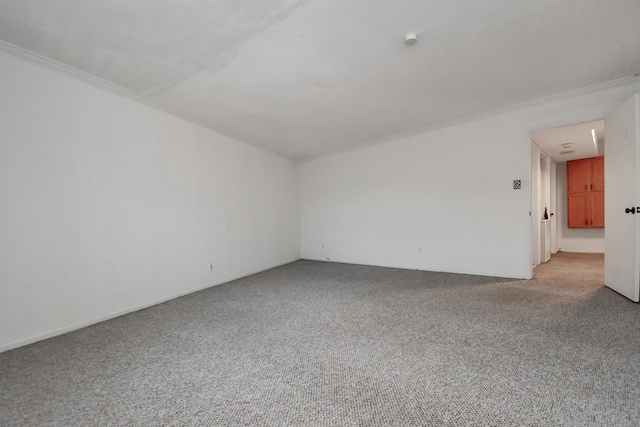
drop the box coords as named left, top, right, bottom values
left=604, top=93, right=640, bottom=302
left=550, top=162, right=557, bottom=253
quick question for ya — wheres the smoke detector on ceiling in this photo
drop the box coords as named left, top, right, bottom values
left=404, top=34, right=418, bottom=46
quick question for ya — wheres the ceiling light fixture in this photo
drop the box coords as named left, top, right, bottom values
left=404, top=34, right=418, bottom=46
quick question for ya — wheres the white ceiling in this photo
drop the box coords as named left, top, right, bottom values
left=532, top=120, right=604, bottom=163
left=0, top=0, right=638, bottom=160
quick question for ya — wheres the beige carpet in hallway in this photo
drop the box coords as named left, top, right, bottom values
left=533, top=251, right=604, bottom=290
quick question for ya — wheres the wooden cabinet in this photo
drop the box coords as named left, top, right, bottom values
left=568, top=193, right=590, bottom=228
left=591, top=191, right=605, bottom=227
left=590, top=156, right=604, bottom=191
left=567, top=156, right=604, bottom=228
left=568, top=158, right=591, bottom=192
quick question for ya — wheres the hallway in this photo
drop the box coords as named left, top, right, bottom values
left=533, top=251, right=604, bottom=289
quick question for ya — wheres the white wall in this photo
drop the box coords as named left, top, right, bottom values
left=555, top=162, right=605, bottom=253
left=301, top=111, right=530, bottom=278
left=0, top=51, right=300, bottom=352
left=300, top=79, right=640, bottom=279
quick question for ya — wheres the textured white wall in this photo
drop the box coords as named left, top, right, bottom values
left=0, top=51, right=300, bottom=352
left=300, top=79, right=640, bottom=278
left=1, top=47, right=638, bottom=352
left=301, top=111, right=530, bottom=278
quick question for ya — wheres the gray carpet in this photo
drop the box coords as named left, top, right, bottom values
left=2, top=255, right=640, bottom=426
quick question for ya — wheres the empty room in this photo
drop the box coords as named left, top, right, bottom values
left=2, top=1, right=640, bottom=425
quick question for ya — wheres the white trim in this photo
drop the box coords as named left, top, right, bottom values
left=300, top=257, right=529, bottom=281
left=304, top=76, right=640, bottom=162
left=0, top=258, right=300, bottom=353
left=0, top=40, right=289, bottom=159
left=2, top=40, right=638, bottom=164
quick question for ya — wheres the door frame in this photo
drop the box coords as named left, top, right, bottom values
left=521, top=80, right=640, bottom=279
left=530, top=140, right=551, bottom=268
left=525, top=117, right=605, bottom=278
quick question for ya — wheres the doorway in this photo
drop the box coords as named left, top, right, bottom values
left=530, top=120, right=604, bottom=276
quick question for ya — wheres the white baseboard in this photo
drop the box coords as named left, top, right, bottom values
left=0, top=258, right=300, bottom=353
left=300, top=257, right=528, bottom=280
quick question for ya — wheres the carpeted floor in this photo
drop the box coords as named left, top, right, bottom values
left=2, top=253, right=639, bottom=426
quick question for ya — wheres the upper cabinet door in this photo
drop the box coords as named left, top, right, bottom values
left=567, top=158, right=590, bottom=193
left=591, top=156, right=605, bottom=191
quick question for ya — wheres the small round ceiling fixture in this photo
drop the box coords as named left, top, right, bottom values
left=404, top=34, right=418, bottom=46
